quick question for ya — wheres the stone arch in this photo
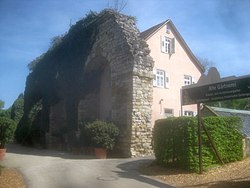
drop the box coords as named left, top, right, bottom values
left=78, top=55, right=112, bottom=121
left=47, top=10, right=155, bottom=157
left=77, top=11, right=155, bottom=157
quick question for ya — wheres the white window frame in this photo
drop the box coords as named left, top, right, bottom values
left=184, top=111, right=194, bottom=117
left=153, top=69, right=169, bottom=88
left=184, top=75, right=192, bottom=86
left=161, top=36, right=175, bottom=54
left=156, top=70, right=165, bottom=88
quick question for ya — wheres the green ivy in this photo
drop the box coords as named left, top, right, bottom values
left=15, top=100, right=43, bottom=145
left=10, top=93, right=24, bottom=123
left=153, top=116, right=243, bottom=172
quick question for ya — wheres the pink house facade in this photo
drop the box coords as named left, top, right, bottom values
left=141, top=20, right=204, bottom=125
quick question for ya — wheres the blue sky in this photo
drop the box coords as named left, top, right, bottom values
left=0, top=0, right=250, bottom=108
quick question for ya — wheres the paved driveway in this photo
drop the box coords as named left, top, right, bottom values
left=1, top=144, right=174, bottom=188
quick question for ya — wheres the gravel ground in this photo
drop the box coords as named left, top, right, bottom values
left=0, top=168, right=25, bottom=188
left=140, top=157, right=250, bottom=188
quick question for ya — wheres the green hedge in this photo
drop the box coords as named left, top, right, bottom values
left=153, top=116, right=243, bottom=172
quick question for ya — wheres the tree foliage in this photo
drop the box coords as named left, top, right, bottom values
left=206, top=98, right=250, bottom=110
left=0, top=117, right=16, bottom=148
left=0, top=100, right=4, bottom=109
left=0, top=100, right=10, bottom=118
left=15, top=99, right=43, bottom=146
left=197, top=57, right=215, bottom=74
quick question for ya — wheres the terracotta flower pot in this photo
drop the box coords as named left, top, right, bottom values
left=0, top=148, right=6, bottom=160
left=94, top=148, right=107, bottom=159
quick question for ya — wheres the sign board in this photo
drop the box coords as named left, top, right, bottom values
left=182, top=75, right=250, bottom=105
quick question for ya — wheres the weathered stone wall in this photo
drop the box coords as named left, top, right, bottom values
left=78, top=11, right=154, bottom=156
left=78, top=92, right=100, bottom=121
left=25, top=10, right=155, bottom=157
left=243, top=137, right=250, bottom=157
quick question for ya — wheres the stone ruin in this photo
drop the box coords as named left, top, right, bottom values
left=18, top=10, right=154, bottom=157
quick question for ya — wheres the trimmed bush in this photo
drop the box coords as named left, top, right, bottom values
left=153, top=116, right=243, bottom=172
left=83, top=120, right=119, bottom=150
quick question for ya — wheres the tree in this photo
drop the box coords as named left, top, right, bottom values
left=0, top=117, right=16, bottom=148
left=0, top=100, right=10, bottom=118
left=197, top=57, right=215, bottom=74
left=0, top=100, right=4, bottom=110
left=108, top=0, right=128, bottom=13
left=206, top=98, right=250, bottom=110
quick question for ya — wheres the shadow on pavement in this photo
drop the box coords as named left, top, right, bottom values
left=115, top=158, right=175, bottom=188
left=5, top=143, right=95, bottom=160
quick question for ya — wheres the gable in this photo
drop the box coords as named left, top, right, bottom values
left=141, top=20, right=204, bottom=74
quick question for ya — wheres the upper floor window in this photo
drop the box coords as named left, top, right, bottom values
left=161, top=36, right=175, bottom=54
left=153, top=69, right=169, bottom=88
left=156, top=70, right=165, bottom=88
left=184, top=75, right=195, bottom=85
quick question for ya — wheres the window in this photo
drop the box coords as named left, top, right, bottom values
left=161, top=36, right=175, bottom=54
left=153, top=69, right=169, bottom=88
left=184, top=111, right=194, bottom=117
left=184, top=75, right=193, bottom=85
left=164, top=108, right=173, bottom=117
left=156, top=70, right=165, bottom=88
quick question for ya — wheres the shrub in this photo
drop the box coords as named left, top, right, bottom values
left=153, top=116, right=243, bottom=172
left=0, top=117, right=17, bottom=148
left=83, top=120, right=119, bottom=150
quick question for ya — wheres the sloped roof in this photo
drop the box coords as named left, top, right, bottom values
left=140, top=20, right=205, bottom=73
left=209, top=106, right=250, bottom=137
left=140, top=20, right=166, bottom=39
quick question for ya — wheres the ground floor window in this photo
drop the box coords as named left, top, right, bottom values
left=184, top=110, right=194, bottom=117
left=164, top=108, right=174, bottom=117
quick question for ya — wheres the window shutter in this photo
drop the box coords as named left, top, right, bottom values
left=192, top=77, right=196, bottom=84
left=153, top=69, right=157, bottom=86
left=161, top=36, right=165, bottom=52
left=170, top=38, right=175, bottom=54
left=165, top=72, right=169, bottom=88
left=193, top=111, right=198, bottom=117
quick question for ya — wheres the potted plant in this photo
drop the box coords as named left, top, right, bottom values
left=0, top=117, right=16, bottom=160
left=84, top=120, right=119, bottom=159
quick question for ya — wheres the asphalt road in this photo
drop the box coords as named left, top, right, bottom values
left=1, top=144, right=174, bottom=188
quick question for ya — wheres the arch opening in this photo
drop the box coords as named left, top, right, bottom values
left=78, top=56, right=112, bottom=122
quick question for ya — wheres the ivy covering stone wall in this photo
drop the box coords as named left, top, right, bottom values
left=17, top=9, right=154, bottom=157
